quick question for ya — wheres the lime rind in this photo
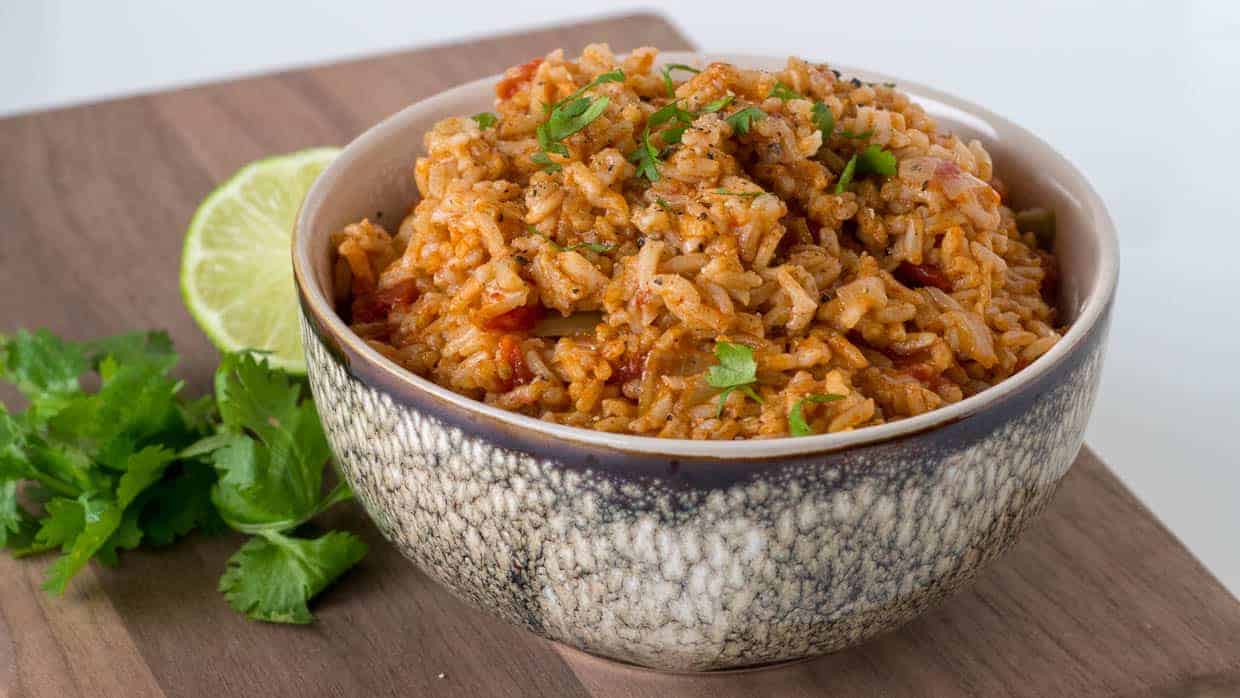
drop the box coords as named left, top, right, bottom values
left=180, top=148, right=340, bottom=373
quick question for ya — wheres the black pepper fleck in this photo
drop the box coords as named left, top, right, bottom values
left=850, top=78, right=862, bottom=88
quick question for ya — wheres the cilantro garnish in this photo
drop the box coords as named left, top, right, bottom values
left=713, top=189, right=763, bottom=198
left=724, top=107, right=766, bottom=135
left=834, top=143, right=896, bottom=193
left=700, top=95, right=735, bottom=113
left=532, top=69, right=625, bottom=172
left=839, top=129, right=874, bottom=139
left=769, top=82, right=803, bottom=101
left=705, top=341, right=763, bottom=416
left=526, top=224, right=614, bottom=253
left=856, top=143, right=897, bottom=176
left=471, top=112, right=498, bottom=130
left=660, top=63, right=700, bottom=98
left=811, top=102, right=834, bottom=147
left=0, top=330, right=366, bottom=624
left=655, top=197, right=675, bottom=212
left=186, top=352, right=365, bottom=623
left=628, top=126, right=661, bottom=181
left=834, top=155, right=858, bottom=193
left=219, top=530, right=367, bottom=624
left=787, top=393, right=845, bottom=436
left=629, top=101, right=697, bottom=182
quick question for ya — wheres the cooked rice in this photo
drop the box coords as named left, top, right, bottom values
left=333, top=45, right=1063, bottom=439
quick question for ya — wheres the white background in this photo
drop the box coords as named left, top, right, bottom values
left=3, top=1, right=1238, bottom=594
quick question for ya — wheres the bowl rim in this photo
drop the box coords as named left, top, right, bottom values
left=292, top=50, right=1119, bottom=460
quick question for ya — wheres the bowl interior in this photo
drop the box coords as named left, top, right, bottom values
left=294, top=52, right=1117, bottom=459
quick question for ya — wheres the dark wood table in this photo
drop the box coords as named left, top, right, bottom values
left=1, top=12, right=1237, bottom=698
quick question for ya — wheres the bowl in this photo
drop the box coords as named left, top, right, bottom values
left=292, top=52, right=1118, bottom=671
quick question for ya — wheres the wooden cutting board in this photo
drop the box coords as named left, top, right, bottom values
left=1, top=13, right=1237, bottom=698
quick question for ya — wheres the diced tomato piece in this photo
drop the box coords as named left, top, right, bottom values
left=612, top=352, right=646, bottom=384
left=349, top=279, right=417, bottom=323
left=496, top=57, right=542, bottom=100
left=482, top=304, right=544, bottom=332
left=894, top=261, right=954, bottom=292
left=496, top=334, right=534, bottom=389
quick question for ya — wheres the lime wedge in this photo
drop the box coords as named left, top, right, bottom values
left=180, top=147, right=339, bottom=373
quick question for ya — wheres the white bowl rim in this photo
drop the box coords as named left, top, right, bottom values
left=294, top=50, right=1119, bottom=460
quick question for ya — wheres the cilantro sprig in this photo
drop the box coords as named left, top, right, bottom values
left=660, top=63, right=700, bottom=98
left=769, top=82, right=804, bottom=101
left=532, top=69, right=625, bottom=172
left=628, top=101, right=697, bottom=182
left=787, top=393, right=845, bottom=436
left=811, top=102, right=835, bottom=146
left=839, top=129, right=874, bottom=140
left=471, top=112, right=498, bottom=130
left=526, top=224, right=614, bottom=254
left=628, top=96, right=743, bottom=182
left=0, top=330, right=365, bottom=624
left=0, top=330, right=218, bottom=592
left=705, top=341, right=764, bottom=417
left=701, top=95, right=735, bottom=113
left=724, top=107, right=766, bottom=135
left=835, top=143, right=897, bottom=193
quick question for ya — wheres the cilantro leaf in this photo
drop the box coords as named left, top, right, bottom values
left=530, top=151, right=561, bottom=173
left=550, top=97, right=610, bottom=141
left=769, top=82, right=803, bottom=101
left=700, top=95, right=734, bottom=113
left=835, top=154, right=858, bottom=194
left=139, top=460, right=224, bottom=546
left=705, top=341, right=764, bottom=416
left=43, top=445, right=175, bottom=594
left=187, top=352, right=364, bottom=621
left=628, top=125, right=662, bottom=182
left=528, top=225, right=613, bottom=254
left=660, top=63, right=700, bottom=97
left=629, top=101, right=701, bottom=182
left=1, top=329, right=365, bottom=624
left=0, top=329, right=85, bottom=400
left=96, top=504, right=144, bottom=567
left=856, top=144, right=897, bottom=176
left=811, top=102, right=834, bottom=147
left=593, top=68, right=626, bottom=85
left=49, top=353, right=187, bottom=470
left=30, top=496, right=86, bottom=555
left=471, top=112, right=498, bottom=130
left=0, top=479, right=22, bottom=547
left=81, top=331, right=175, bottom=369
left=713, top=189, right=763, bottom=198
left=839, top=129, right=873, bottom=140
left=725, top=107, right=766, bottom=135
left=788, top=393, right=845, bottom=436
left=193, top=354, right=334, bottom=533
left=532, top=70, right=624, bottom=171
left=220, top=530, right=367, bottom=624
left=655, top=197, right=675, bottom=213
left=566, top=242, right=614, bottom=254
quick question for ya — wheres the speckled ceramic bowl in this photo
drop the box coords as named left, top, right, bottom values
left=292, top=53, right=1118, bottom=672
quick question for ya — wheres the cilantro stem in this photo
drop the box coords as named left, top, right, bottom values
left=29, top=472, right=79, bottom=499
left=224, top=482, right=353, bottom=536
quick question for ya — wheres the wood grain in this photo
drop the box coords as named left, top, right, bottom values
left=0, top=12, right=1236, bottom=698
